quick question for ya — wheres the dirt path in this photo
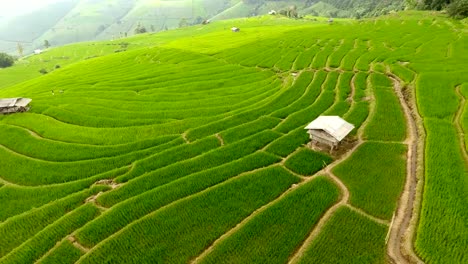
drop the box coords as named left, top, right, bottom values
left=455, top=85, right=468, bottom=162
left=181, top=132, right=190, bottom=144
left=386, top=74, right=424, bottom=264
left=68, top=235, right=90, bottom=253
left=348, top=72, right=357, bottom=104
left=0, top=176, right=21, bottom=187
left=287, top=148, right=358, bottom=264
left=215, top=133, right=225, bottom=146
left=281, top=165, right=307, bottom=180
left=345, top=204, right=390, bottom=226
left=287, top=189, right=347, bottom=264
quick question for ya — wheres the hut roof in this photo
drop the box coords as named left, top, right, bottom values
left=0, top=98, right=32, bottom=108
left=305, top=116, right=354, bottom=141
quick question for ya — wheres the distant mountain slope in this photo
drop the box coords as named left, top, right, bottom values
left=32, top=0, right=136, bottom=49
left=0, top=0, right=404, bottom=55
left=0, top=0, right=78, bottom=54
left=95, top=0, right=236, bottom=41
left=212, top=0, right=405, bottom=21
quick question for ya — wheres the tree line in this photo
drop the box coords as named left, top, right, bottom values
left=408, top=0, right=468, bottom=17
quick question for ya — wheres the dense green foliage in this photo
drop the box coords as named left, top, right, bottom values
left=199, top=176, right=340, bottom=264
left=296, top=206, right=388, bottom=263
left=36, top=240, right=83, bottom=264
left=0, top=186, right=107, bottom=258
left=363, top=73, right=407, bottom=141
left=1, top=204, right=100, bottom=264
left=0, top=52, right=14, bottom=68
left=76, top=152, right=281, bottom=247
left=285, top=148, right=333, bottom=176
left=415, top=118, right=468, bottom=263
left=79, top=166, right=300, bottom=263
left=334, top=142, right=407, bottom=219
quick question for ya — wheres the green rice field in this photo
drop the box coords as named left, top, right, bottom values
left=0, top=11, right=466, bottom=264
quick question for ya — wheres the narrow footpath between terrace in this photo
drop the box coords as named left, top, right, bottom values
left=68, top=179, right=123, bottom=253
left=455, top=85, right=468, bottom=163
left=386, top=74, right=424, bottom=264
left=287, top=142, right=365, bottom=264
left=215, top=133, right=225, bottom=146
left=287, top=75, right=376, bottom=263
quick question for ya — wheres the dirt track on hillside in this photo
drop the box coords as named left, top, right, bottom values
left=386, top=74, right=424, bottom=264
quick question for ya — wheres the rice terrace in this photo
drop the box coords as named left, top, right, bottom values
left=0, top=1, right=467, bottom=263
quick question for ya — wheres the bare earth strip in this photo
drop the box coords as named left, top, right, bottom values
left=386, top=74, right=424, bottom=264
left=68, top=235, right=90, bottom=253
left=345, top=204, right=390, bottom=226
left=455, top=85, right=468, bottom=162
left=215, top=133, right=225, bottom=146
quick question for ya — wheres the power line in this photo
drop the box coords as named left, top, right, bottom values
left=0, top=38, right=32, bottom=43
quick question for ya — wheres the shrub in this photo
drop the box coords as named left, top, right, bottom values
left=0, top=52, right=14, bottom=68
left=447, top=0, right=468, bottom=18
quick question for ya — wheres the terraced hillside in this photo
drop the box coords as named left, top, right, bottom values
left=0, top=11, right=466, bottom=263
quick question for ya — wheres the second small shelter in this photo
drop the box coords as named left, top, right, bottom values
left=305, top=116, right=354, bottom=150
left=0, top=98, right=32, bottom=114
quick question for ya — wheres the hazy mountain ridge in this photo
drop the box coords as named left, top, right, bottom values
left=0, top=0, right=404, bottom=55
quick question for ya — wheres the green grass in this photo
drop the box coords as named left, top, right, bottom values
left=36, top=240, right=83, bottom=264
left=415, top=119, right=468, bottom=263
left=199, top=176, right=340, bottom=264
left=364, top=73, right=406, bottom=142
left=78, top=166, right=300, bottom=264
left=296, top=206, right=388, bottom=264
left=333, top=142, right=407, bottom=219
left=0, top=167, right=125, bottom=221
left=0, top=11, right=466, bottom=263
left=75, top=151, right=280, bottom=248
left=285, top=148, right=333, bottom=176
left=0, top=186, right=108, bottom=258
left=99, top=130, right=280, bottom=206
left=265, top=126, right=309, bottom=157
left=0, top=204, right=100, bottom=264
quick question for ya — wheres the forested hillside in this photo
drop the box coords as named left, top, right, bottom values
left=0, top=0, right=406, bottom=55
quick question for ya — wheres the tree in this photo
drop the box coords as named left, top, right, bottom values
left=0, top=52, right=14, bottom=68
left=415, top=0, right=468, bottom=18
left=17, top=43, right=24, bottom=57
left=447, top=0, right=468, bottom=18
left=134, top=23, right=147, bottom=34
left=44, top=40, right=51, bottom=49
left=179, top=18, right=188, bottom=28
left=193, top=16, right=204, bottom=25
left=150, top=25, right=155, bottom=32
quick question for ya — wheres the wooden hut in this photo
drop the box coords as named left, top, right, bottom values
left=231, top=27, right=240, bottom=32
left=0, top=98, right=32, bottom=114
left=305, top=116, right=354, bottom=150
